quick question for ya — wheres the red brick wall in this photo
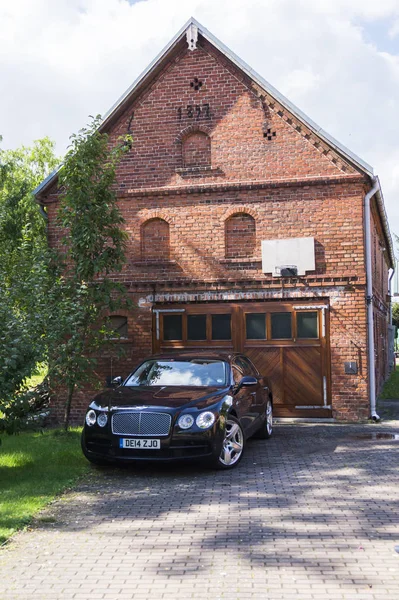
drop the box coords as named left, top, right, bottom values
left=40, top=34, right=391, bottom=423
left=370, top=201, right=390, bottom=394
left=329, top=288, right=369, bottom=421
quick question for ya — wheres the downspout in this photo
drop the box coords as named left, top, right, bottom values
left=388, top=269, right=395, bottom=325
left=364, top=178, right=380, bottom=421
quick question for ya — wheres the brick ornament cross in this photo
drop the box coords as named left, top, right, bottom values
left=264, top=128, right=276, bottom=141
left=190, top=77, right=203, bottom=91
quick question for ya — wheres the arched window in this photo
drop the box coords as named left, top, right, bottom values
left=225, top=213, right=256, bottom=259
left=141, top=218, right=170, bottom=261
left=182, top=132, right=211, bottom=168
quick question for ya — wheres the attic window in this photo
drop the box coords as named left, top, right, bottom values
left=182, top=132, right=211, bottom=168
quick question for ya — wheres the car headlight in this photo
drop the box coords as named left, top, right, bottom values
left=85, top=409, right=97, bottom=427
left=178, top=414, right=195, bottom=430
left=97, top=412, right=108, bottom=427
left=196, top=411, right=216, bottom=429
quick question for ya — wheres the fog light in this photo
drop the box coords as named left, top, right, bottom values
left=85, top=410, right=97, bottom=427
left=97, top=413, right=108, bottom=427
left=196, top=411, right=215, bottom=429
left=178, top=414, right=194, bottom=430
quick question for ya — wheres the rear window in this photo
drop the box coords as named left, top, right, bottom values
left=125, top=360, right=228, bottom=387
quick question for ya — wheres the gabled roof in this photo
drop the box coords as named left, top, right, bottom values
left=33, top=17, right=394, bottom=268
left=102, top=16, right=374, bottom=176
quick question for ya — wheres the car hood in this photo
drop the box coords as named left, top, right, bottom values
left=91, top=385, right=230, bottom=411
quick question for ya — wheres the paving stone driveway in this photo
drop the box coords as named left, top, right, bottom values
left=1, top=423, right=399, bottom=600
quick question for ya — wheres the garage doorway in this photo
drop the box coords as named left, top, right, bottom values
left=153, top=302, right=331, bottom=418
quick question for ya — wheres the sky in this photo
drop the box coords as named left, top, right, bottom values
left=1, top=0, right=399, bottom=249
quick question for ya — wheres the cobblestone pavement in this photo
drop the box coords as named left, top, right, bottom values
left=1, top=423, right=399, bottom=600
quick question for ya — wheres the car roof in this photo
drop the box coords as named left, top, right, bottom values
left=149, top=351, right=240, bottom=362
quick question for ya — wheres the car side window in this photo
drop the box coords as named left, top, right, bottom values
left=232, top=364, right=243, bottom=384
left=235, top=356, right=256, bottom=378
left=239, top=356, right=258, bottom=377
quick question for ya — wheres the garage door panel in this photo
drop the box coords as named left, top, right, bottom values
left=245, top=347, right=284, bottom=406
left=284, top=347, right=323, bottom=406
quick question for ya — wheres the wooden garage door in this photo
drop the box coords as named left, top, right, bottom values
left=153, top=302, right=331, bottom=418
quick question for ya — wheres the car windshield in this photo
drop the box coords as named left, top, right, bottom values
left=124, top=359, right=228, bottom=387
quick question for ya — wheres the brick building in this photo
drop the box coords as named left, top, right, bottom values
left=35, top=18, right=395, bottom=423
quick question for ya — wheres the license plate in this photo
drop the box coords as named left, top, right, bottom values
left=119, top=438, right=160, bottom=449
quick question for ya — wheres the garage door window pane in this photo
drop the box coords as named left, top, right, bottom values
left=212, top=314, right=231, bottom=340
left=187, top=315, right=207, bottom=341
left=271, top=313, right=292, bottom=339
left=163, top=315, right=182, bottom=341
left=297, top=312, right=318, bottom=338
left=246, top=314, right=266, bottom=339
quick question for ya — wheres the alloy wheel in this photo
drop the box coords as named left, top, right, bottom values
left=266, top=400, right=273, bottom=436
left=219, top=418, right=244, bottom=466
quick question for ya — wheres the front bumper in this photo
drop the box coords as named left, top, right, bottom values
left=82, top=422, right=224, bottom=463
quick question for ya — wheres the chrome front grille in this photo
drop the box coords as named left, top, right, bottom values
left=112, top=412, right=171, bottom=436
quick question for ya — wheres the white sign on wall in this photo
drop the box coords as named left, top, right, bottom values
left=261, top=237, right=315, bottom=276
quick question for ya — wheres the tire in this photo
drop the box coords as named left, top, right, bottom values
left=212, top=416, right=245, bottom=470
left=255, top=399, right=273, bottom=439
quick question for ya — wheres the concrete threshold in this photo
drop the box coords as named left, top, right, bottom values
left=274, top=417, right=336, bottom=424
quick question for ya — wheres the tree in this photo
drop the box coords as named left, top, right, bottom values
left=393, top=303, right=399, bottom=331
left=0, top=136, right=58, bottom=270
left=0, top=137, right=58, bottom=427
left=46, top=117, right=132, bottom=430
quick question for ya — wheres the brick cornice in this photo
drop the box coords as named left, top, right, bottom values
left=123, top=275, right=366, bottom=289
left=117, top=174, right=365, bottom=199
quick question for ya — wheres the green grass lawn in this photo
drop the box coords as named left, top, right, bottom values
left=379, top=364, right=399, bottom=399
left=0, top=428, right=88, bottom=544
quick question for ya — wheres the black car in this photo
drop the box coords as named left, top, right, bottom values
left=81, top=352, right=273, bottom=469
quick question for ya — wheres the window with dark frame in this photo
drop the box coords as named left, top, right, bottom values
left=211, top=314, right=231, bottom=340
left=246, top=313, right=266, bottom=340
left=296, top=312, right=318, bottom=339
left=271, top=312, right=292, bottom=340
left=158, top=307, right=322, bottom=345
left=163, top=314, right=183, bottom=341
left=187, top=314, right=207, bottom=341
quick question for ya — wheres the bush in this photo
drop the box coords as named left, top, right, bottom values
left=0, top=379, right=51, bottom=435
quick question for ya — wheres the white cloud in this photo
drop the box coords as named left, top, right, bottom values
left=1, top=0, right=399, bottom=241
left=389, top=18, right=399, bottom=38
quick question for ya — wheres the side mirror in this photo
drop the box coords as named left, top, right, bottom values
left=111, top=376, right=123, bottom=387
left=240, top=376, right=258, bottom=386
left=234, top=375, right=258, bottom=392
